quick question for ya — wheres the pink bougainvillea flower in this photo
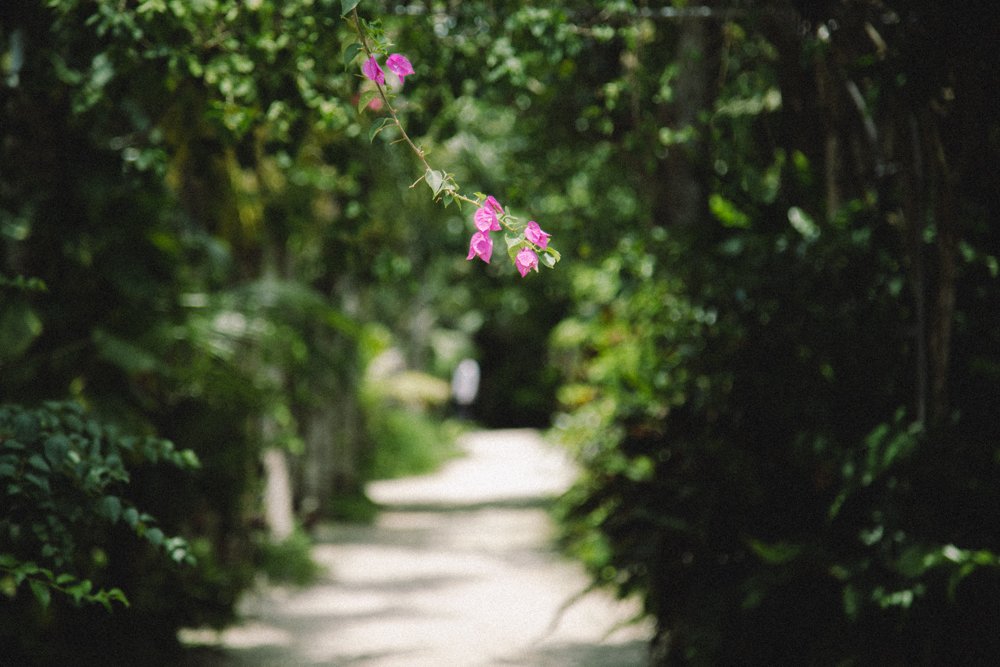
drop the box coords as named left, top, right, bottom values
left=524, top=221, right=551, bottom=249
left=368, top=96, right=384, bottom=111
left=474, top=206, right=501, bottom=232
left=467, top=231, right=493, bottom=263
left=362, top=56, right=385, bottom=85
left=515, top=247, right=539, bottom=277
left=386, top=54, right=415, bottom=83
left=484, top=195, right=504, bottom=215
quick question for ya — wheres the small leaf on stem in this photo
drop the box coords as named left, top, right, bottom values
left=29, top=580, right=51, bottom=609
left=343, top=42, right=362, bottom=68
left=425, top=169, right=445, bottom=196
left=369, top=117, right=392, bottom=143
left=357, top=89, right=379, bottom=114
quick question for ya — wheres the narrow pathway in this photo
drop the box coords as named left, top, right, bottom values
left=194, top=429, right=651, bottom=666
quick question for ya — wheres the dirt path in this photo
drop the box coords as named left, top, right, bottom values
left=188, top=429, right=651, bottom=666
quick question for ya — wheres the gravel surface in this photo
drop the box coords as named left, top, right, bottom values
left=181, top=429, right=652, bottom=666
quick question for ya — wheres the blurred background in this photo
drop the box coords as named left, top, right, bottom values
left=2, top=0, right=999, bottom=664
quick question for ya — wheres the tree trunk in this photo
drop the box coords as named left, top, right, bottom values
left=927, top=115, right=957, bottom=427
left=661, top=14, right=709, bottom=228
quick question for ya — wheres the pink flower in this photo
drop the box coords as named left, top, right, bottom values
left=515, top=247, right=539, bottom=277
left=368, top=96, right=384, bottom=111
left=362, top=56, right=385, bottom=85
left=386, top=54, right=415, bottom=84
left=474, top=206, right=501, bottom=232
left=524, top=221, right=551, bottom=249
left=484, top=195, right=504, bottom=215
left=467, top=231, right=493, bottom=263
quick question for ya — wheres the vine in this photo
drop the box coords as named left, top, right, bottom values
left=341, top=1, right=560, bottom=277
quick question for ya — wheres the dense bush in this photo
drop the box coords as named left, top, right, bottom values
left=555, top=228, right=1000, bottom=663
left=2, top=0, right=511, bottom=654
left=551, top=1, right=1000, bottom=663
left=0, top=402, right=205, bottom=664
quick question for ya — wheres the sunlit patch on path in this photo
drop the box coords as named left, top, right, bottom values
left=182, top=429, right=651, bottom=666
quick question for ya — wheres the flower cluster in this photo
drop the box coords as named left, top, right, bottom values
left=466, top=195, right=503, bottom=264
left=362, top=54, right=414, bottom=86
left=349, top=10, right=559, bottom=277
left=466, top=196, right=552, bottom=278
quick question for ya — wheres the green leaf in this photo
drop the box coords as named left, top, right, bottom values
left=99, top=496, right=122, bottom=524
left=1, top=438, right=25, bottom=450
left=64, top=414, right=83, bottom=432
left=29, top=579, right=51, bottom=609
left=425, top=169, right=446, bottom=197
left=28, top=454, right=50, bottom=473
left=843, top=584, right=860, bottom=621
left=369, top=117, right=392, bottom=143
left=24, top=473, right=50, bottom=493
left=357, top=89, right=379, bottom=114
left=44, top=434, right=69, bottom=466
left=16, top=561, right=39, bottom=577
left=709, top=194, right=751, bottom=229
left=343, top=42, right=362, bottom=68
left=67, top=579, right=93, bottom=604
left=541, top=248, right=561, bottom=268
left=178, top=449, right=201, bottom=469
left=145, top=527, right=164, bottom=547
left=748, top=538, right=802, bottom=564
left=123, top=507, right=139, bottom=528
left=106, top=587, right=129, bottom=608
left=340, top=0, right=361, bottom=16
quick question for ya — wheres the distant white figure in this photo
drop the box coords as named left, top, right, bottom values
left=451, top=358, right=481, bottom=419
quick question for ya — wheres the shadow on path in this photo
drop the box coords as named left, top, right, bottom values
left=182, top=429, right=651, bottom=666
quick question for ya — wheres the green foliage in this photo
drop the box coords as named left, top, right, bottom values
left=0, top=274, right=47, bottom=292
left=0, top=401, right=201, bottom=663
left=0, top=553, right=127, bottom=612
left=361, top=369, right=461, bottom=481
left=543, top=1, right=1000, bottom=664
left=555, top=227, right=1000, bottom=662
left=0, top=402, right=198, bottom=604
left=2, top=0, right=362, bottom=658
left=341, top=0, right=362, bottom=17
left=255, top=530, right=323, bottom=586
left=364, top=407, right=462, bottom=481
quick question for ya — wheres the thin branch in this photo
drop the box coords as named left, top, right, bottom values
left=351, top=9, right=479, bottom=209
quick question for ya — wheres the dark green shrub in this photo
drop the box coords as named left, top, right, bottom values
left=0, top=401, right=200, bottom=664
left=554, top=232, right=1000, bottom=664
